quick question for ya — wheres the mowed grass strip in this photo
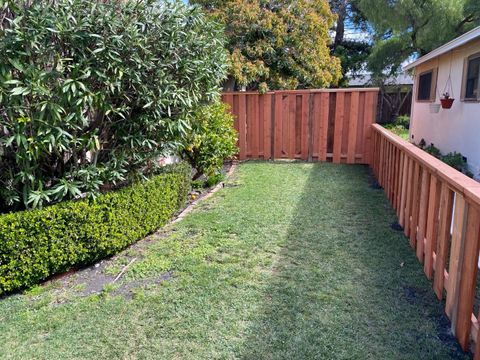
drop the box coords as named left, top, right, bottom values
left=0, top=162, right=469, bottom=359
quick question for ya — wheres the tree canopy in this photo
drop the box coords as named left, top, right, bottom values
left=192, top=0, right=342, bottom=91
left=355, top=0, right=480, bottom=75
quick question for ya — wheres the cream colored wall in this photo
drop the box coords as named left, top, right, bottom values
left=410, top=38, right=480, bottom=179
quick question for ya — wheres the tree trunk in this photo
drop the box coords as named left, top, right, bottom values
left=332, top=0, right=347, bottom=50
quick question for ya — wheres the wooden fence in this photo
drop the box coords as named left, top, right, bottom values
left=371, top=124, right=480, bottom=357
left=221, top=89, right=379, bottom=164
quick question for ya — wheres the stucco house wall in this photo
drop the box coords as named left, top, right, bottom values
left=409, top=37, right=480, bottom=179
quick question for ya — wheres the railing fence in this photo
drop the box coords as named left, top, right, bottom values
left=371, top=124, right=480, bottom=358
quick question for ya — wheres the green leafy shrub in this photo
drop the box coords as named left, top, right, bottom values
left=0, top=163, right=191, bottom=295
left=442, top=152, right=468, bottom=173
left=416, top=141, right=473, bottom=178
left=0, top=0, right=227, bottom=211
left=206, top=173, right=226, bottom=188
left=423, top=143, right=442, bottom=159
left=181, top=102, right=238, bottom=179
left=394, top=115, right=410, bottom=129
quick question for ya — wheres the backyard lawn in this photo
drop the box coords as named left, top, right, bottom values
left=0, top=162, right=469, bottom=359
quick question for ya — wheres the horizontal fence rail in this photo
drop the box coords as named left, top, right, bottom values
left=371, top=124, right=480, bottom=358
left=221, top=88, right=379, bottom=164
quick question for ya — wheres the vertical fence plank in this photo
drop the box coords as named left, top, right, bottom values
left=363, top=91, right=376, bottom=164
left=347, top=91, right=359, bottom=164
left=301, top=94, right=309, bottom=160
left=404, top=159, right=414, bottom=236
left=264, top=94, right=272, bottom=160
left=455, top=205, right=480, bottom=350
left=434, top=183, right=455, bottom=300
left=416, top=169, right=430, bottom=262
left=409, top=163, right=422, bottom=248
left=333, top=92, right=345, bottom=163
left=319, top=92, right=330, bottom=162
left=424, top=175, right=441, bottom=279
left=288, top=94, right=296, bottom=159
left=273, top=93, right=282, bottom=159
left=446, top=194, right=467, bottom=319
left=238, top=94, right=247, bottom=160
left=399, top=155, right=409, bottom=227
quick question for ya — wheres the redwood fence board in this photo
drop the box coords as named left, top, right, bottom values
left=371, top=124, right=480, bottom=357
left=222, top=88, right=379, bottom=164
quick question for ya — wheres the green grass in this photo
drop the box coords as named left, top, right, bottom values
left=0, top=162, right=469, bottom=359
left=384, top=124, right=410, bottom=140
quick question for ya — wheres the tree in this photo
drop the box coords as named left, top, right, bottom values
left=356, top=0, right=480, bottom=75
left=0, top=0, right=228, bottom=211
left=192, top=0, right=342, bottom=91
left=329, top=0, right=371, bottom=85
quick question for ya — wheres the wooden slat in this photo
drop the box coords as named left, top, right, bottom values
left=416, top=169, right=430, bottom=262
left=273, top=93, right=283, bottom=159
left=258, top=95, right=265, bottom=158
left=404, top=159, right=414, bottom=236
left=347, top=91, right=359, bottom=164
left=289, top=95, right=296, bottom=159
left=319, top=92, right=330, bottom=162
left=363, top=91, right=377, bottom=164
left=399, top=155, right=409, bottom=227
left=264, top=94, right=272, bottom=160
left=238, top=94, right=247, bottom=160
left=445, top=194, right=468, bottom=319
left=333, top=92, right=345, bottom=163
left=434, top=183, right=454, bottom=300
left=409, top=163, right=422, bottom=248
left=301, top=94, right=309, bottom=160
left=424, top=175, right=441, bottom=279
left=455, top=205, right=480, bottom=350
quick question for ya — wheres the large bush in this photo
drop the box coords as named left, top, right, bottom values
left=181, top=102, right=238, bottom=179
left=0, top=163, right=191, bottom=295
left=0, top=0, right=227, bottom=211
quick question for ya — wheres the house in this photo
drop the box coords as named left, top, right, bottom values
left=404, top=26, right=480, bottom=179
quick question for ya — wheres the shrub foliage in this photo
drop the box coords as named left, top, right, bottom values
left=181, top=102, right=238, bottom=179
left=0, top=0, right=227, bottom=211
left=0, top=163, right=191, bottom=295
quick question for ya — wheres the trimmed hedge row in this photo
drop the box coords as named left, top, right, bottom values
left=0, top=163, right=191, bottom=295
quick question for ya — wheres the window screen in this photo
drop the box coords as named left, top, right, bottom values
left=465, top=56, right=480, bottom=100
left=417, top=71, right=433, bottom=101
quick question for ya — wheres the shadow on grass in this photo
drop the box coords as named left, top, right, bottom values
left=239, top=163, right=469, bottom=359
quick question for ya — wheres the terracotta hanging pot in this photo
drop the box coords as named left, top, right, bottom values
left=440, top=97, right=454, bottom=109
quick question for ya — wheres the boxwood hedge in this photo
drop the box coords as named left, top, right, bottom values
left=0, top=163, right=191, bottom=295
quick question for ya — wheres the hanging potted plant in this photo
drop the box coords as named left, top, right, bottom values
left=440, top=57, right=455, bottom=110
left=440, top=92, right=455, bottom=109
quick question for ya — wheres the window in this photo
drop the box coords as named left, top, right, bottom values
left=417, top=69, right=436, bottom=101
left=463, top=53, right=480, bottom=101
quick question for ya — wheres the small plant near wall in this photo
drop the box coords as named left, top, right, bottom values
left=417, top=139, right=473, bottom=177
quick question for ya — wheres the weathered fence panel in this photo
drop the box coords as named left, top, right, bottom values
left=371, top=124, right=480, bottom=357
left=221, top=88, right=379, bottom=164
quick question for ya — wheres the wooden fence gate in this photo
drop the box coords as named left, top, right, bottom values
left=221, top=88, right=379, bottom=164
